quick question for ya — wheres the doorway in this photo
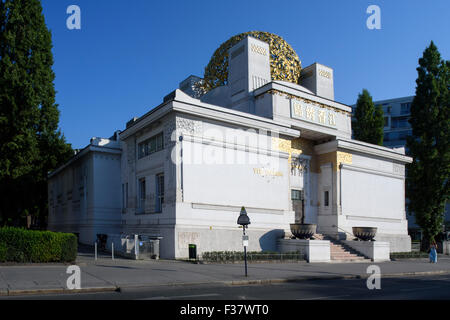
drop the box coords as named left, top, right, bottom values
left=291, top=189, right=305, bottom=223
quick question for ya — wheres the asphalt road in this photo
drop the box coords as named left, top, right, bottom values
left=3, top=274, right=450, bottom=300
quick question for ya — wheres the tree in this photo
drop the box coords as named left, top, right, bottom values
left=353, top=89, right=384, bottom=146
left=0, top=0, right=73, bottom=228
left=406, top=41, right=449, bottom=251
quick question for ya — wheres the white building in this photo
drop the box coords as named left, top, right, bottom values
left=352, top=96, right=449, bottom=240
left=47, top=132, right=122, bottom=243
left=48, top=34, right=413, bottom=259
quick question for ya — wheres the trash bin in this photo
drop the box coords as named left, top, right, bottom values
left=189, top=244, right=197, bottom=260
left=148, top=238, right=161, bottom=259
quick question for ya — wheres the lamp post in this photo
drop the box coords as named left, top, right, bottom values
left=237, top=206, right=250, bottom=277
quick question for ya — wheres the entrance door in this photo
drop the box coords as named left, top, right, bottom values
left=291, top=189, right=304, bottom=223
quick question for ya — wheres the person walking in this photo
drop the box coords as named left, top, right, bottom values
left=429, top=240, right=438, bottom=263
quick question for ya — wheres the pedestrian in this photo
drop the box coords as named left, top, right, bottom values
left=429, top=240, right=438, bottom=263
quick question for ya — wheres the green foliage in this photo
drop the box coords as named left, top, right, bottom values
left=390, top=252, right=429, bottom=259
left=353, top=89, right=384, bottom=145
left=406, top=41, right=449, bottom=250
left=0, top=0, right=73, bottom=227
left=0, top=227, right=77, bottom=262
left=201, top=251, right=304, bottom=262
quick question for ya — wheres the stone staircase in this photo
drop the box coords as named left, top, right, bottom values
left=314, top=234, right=371, bottom=263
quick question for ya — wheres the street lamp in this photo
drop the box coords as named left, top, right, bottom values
left=237, top=206, right=250, bottom=277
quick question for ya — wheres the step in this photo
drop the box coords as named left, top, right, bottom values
left=316, top=234, right=371, bottom=262
left=329, top=259, right=372, bottom=263
left=331, top=254, right=365, bottom=259
left=331, top=255, right=364, bottom=260
left=331, top=255, right=366, bottom=260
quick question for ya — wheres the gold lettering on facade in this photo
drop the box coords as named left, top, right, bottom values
left=292, top=100, right=303, bottom=118
left=318, top=110, right=325, bottom=124
left=328, top=113, right=336, bottom=126
left=306, top=106, right=315, bottom=121
left=253, top=168, right=283, bottom=177
left=291, top=99, right=337, bottom=128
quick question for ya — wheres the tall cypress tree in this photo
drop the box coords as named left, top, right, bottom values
left=406, top=41, right=449, bottom=250
left=353, top=89, right=384, bottom=146
left=0, top=0, right=72, bottom=227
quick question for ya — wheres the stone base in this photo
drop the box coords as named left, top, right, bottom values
left=343, top=240, right=390, bottom=262
left=374, top=234, right=411, bottom=253
left=277, top=239, right=330, bottom=263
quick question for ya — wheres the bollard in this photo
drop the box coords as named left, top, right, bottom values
left=95, top=242, right=97, bottom=261
left=112, top=243, right=114, bottom=260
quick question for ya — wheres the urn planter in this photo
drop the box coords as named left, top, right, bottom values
left=352, top=227, right=377, bottom=241
left=290, top=224, right=317, bottom=240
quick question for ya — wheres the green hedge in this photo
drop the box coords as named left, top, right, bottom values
left=390, top=251, right=429, bottom=259
left=201, top=251, right=304, bottom=262
left=0, top=227, right=77, bottom=263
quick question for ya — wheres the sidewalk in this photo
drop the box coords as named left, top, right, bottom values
left=1, top=250, right=450, bottom=296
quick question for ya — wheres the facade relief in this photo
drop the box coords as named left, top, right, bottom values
left=176, top=118, right=203, bottom=137
left=271, top=136, right=314, bottom=163
left=316, top=151, right=353, bottom=173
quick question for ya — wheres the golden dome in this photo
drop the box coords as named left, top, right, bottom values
left=202, top=31, right=302, bottom=92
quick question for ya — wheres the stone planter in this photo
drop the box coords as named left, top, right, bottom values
left=352, top=227, right=377, bottom=241
left=290, top=224, right=317, bottom=240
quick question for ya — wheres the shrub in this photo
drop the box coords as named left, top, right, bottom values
left=390, top=251, right=429, bottom=260
left=0, top=227, right=77, bottom=263
left=201, top=251, right=303, bottom=262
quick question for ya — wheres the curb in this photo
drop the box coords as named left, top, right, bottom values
left=0, top=286, right=118, bottom=297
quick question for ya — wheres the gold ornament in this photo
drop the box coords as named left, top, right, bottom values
left=201, top=31, right=302, bottom=92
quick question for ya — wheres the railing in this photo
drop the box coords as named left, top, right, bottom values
left=331, top=224, right=355, bottom=239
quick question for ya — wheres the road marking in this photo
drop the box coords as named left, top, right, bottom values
left=139, top=293, right=221, bottom=300
left=299, top=294, right=350, bottom=300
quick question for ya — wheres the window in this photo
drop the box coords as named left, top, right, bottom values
left=401, top=102, right=411, bottom=115
left=391, top=117, right=409, bottom=129
left=399, top=130, right=411, bottom=140
left=122, top=184, right=125, bottom=209
left=399, top=118, right=409, bottom=128
left=291, top=190, right=303, bottom=200
left=156, top=174, right=164, bottom=212
left=138, top=178, right=146, bottom=210
left=324, top=191, right=329, bottom=207
left=384, top=117, right=389, bottom=127
left=122, top=183, right=129, bottom=210
left=138, top=132, right=164, bottom=159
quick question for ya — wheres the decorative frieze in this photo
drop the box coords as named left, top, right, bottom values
left=317, top=151, right=353, bottom=172
left=393, top=163, right=405, bottom=175
left=176, top=118, right=203, bottom=136
left=271, top=137, right=314, bottom=163
left=265, top=89, right=351, bottom=116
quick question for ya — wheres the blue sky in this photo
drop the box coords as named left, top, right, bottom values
left=41, top=0, right=450, bottom=149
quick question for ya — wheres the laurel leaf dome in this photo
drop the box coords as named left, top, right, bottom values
left=202, top=31, right=302, bottom=92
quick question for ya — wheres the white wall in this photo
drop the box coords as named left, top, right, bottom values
left=341, top=168, right=405, bottom=221
left=48, top=146, right=122, bottom=245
